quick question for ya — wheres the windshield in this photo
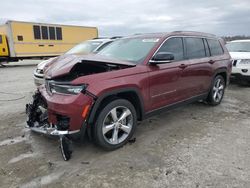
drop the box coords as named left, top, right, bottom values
left=97, top=37, right=160, bottom=63
left=66, top=41, right=102, bottom=55
left=226, top=42, right=250, bottom=52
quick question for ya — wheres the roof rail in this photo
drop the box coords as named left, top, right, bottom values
left=172, top=31, right=216, bottom=37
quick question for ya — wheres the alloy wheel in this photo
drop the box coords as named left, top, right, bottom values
left=212, top=78, right=224, bottom=103
left=102, top=106, right=133, bottom=145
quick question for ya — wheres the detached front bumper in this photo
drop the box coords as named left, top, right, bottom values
left=26, top=85, right=94, bottom=136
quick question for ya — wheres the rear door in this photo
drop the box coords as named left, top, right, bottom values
left=148, top=37, right=189, bottom=110
left=0, top=34, right=9, bottom=57
left=181, top=37, right=212, bottom=98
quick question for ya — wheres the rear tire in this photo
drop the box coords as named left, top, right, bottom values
left=207, top=75, right=225, bottom=106
left=93, top=99, right=137, bottom=150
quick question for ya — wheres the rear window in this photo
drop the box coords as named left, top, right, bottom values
left=207, top=39, right=224, bottom=56
left=0, top=35, right=2, bottom=44
left=185, top=37, right=206, bottom=59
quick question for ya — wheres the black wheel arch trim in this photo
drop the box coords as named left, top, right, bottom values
left=213, top=67, right=228, bottom=77
left=87, top=87, right=145, bottom=126
left=212, top=67, right=228, bottom=86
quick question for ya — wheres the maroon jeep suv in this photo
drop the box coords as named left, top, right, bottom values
left=26, top=31, right=232, bottom=152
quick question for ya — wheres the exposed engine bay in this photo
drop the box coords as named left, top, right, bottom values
left=53, top=60, right=133, bottom=81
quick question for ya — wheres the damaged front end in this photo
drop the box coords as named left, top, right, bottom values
left=26, top=91, right=80, bottom=136
left=26, top=90, right=48, bottom=131
left=26, top=55, right=136, bottom=161
left=26, top=91, right=74, bottom=160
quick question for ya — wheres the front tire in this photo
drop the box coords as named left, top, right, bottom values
left=93, top=99, right=137, bottom=150
left=207, top=75, right=226, bottom=105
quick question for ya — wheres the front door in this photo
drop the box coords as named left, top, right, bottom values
left=148, top=37, right=188, bottom=111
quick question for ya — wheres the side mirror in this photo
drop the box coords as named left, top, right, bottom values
left=150, top=52, right=174, bottom=64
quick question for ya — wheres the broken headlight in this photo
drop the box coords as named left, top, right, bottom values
left=47, top=82, right=87, bottom=95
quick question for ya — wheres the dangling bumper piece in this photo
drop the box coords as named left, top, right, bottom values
left=25, top=90, right=80, bottom=136
left=25, top=90, right=76, bottom=161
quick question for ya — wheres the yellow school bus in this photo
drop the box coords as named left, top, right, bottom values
left=0, top=20, right=98, bottom=62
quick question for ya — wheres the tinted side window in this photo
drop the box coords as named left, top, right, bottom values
left=203, top=39, right=210, bottom=56
left=41, top=26, right=48, bottom=40
left=185, top=37, right=206, bottom=59
left=56, top=27, right=62, bottom=40
left=49, top=27, right=56, bottom=40
left=33, top=25, right=41, bottom=39
left=0, top=35, right=2, bottom=43
left=158, top=37, right=184, bottom=61
left=207, top=39, right=224, bottom=56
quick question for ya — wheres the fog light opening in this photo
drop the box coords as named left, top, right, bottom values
left=56, top=115, right=70, bottom=130
left=242, top=69, right=248, bottom=73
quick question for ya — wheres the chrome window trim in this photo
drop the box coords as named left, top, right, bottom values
left=149, top=35, right=220, bottom=63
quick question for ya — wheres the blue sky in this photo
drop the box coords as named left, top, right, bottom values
left=1, top=0, right=250, bottom=37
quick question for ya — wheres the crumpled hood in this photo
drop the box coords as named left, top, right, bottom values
left=229, top=52, right=250, bottom=60
left=44, top=54, right=135, bottom=79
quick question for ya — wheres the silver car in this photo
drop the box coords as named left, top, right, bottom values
left=34, top=38, right=115, bottom=86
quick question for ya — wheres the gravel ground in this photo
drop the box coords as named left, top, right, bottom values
left=0, top=60, right=249, bottom=188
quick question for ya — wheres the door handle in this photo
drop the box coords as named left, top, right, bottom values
left=208, top=60, right=215, bottom=64
left=179, top=64, right=187, bottom=69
